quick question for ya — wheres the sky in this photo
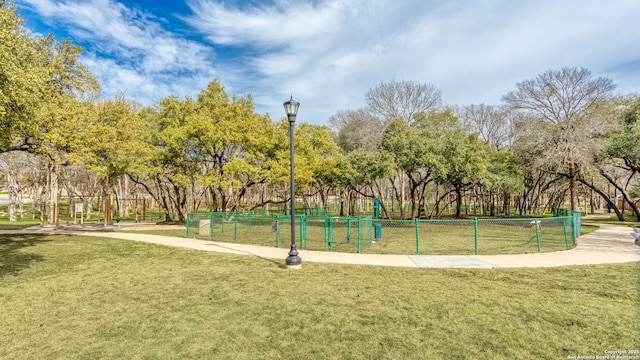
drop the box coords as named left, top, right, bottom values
left=15, top=0, right=640, bottom=125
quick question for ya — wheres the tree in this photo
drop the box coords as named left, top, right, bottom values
left=328, top=109, right=383, bottom=153
left=194, top=81, right=281, bottom=213
left=0, top=3, right=99, bottom=225
left=365, top=79, right=443, bottom=218
left=503, top=67, right=616, bottom=211
left=133, top=95, right=200, bottom=221
left=34, top=36, right=99, bottom=226
left=600, top=94, right=640, bottom=220
left=290, top=123, right=343, bottom=209
left=437, top=130, right=491, bottom=218
left=131, top=80, right=284, bottom=220
left=366, top=79, right=442, bottom=125
left=458, top=104, right=513, bottom=150
left=379, top=111, right=455, bottom=219
left=337, top=150, right=395, bottom=217
left=0, top=0, right=49, bottom=153
left=73, top=95, right=146, bottom=225
left=483, top=149, right=525, bottom=216
left=0, top=151, right=31, bottom=220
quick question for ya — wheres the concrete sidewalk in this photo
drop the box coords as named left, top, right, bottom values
left=69, top=223, right=639, bottom=268
left=3, top=217, right=639, bottom=269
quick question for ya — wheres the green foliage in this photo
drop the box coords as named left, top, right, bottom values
left=606, top=95, right=640, bottom=171
left=340, top=151, right=395, bottom=189
left=194, top=82, right=282, bottom=194
left=75, top=95, right=147, bottom=180
left=0, top=1, right=49, bottom=152
left=439, top=130, right=490, bottom=187
left=484, top=149, right=525, bottom=193
left=293, top=123, right=343, bottom=192
left=0, top=1, right=99, bottom=158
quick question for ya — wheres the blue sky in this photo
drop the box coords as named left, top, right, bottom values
left=16, top=0, right=640, bottom=125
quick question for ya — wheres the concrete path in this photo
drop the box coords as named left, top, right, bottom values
left=2, top=215, right=639, bottom=269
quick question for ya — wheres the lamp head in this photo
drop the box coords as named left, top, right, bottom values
left=283, top=96, right=300, bottom=119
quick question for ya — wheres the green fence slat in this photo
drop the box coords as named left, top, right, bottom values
left=563, top=217, right=569, bottom=249
left=357, top=217, right=361, bottom=253
left=415, top=218, right=420, bottom=255
left=474, top=218, right=479, bottom=255
left=535, top=220, right=541, bottom=252
left=234, top=215, right=238, bottom=243
left=276, top=219, right=281, bottom=248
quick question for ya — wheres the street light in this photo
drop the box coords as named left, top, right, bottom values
left=284, top=96, right=302, bottom=269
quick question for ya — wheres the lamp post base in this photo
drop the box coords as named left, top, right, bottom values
left=285, top=251, right=302, bottom=269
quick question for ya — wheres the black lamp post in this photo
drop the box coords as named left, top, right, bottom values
left=284, top=96, right=302, bottom=269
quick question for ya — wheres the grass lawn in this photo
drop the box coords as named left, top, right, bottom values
left=584, top=215, right=640, bottom=228
left=0, top=218, right=41, bottom=230
left=1, top=234, right=638, bottom=359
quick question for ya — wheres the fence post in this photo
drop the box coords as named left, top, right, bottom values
left=326, top=216, right=333, bottom=251
left=185, top=213, right=190, bottom=238
left=474, top=218, right=479, bottom=255
left=276, top=218, right=281, bottom=248
left=323, top=216, right=328, bottom=244
left=573, top=211, right=581, bottom=243
left=369, top=217, right=374, bottom=246
left=209, top=213, right=214, bottom=241
left=233, top=214, right=238, bottom=243
left=301, top=215, right=307, bottom=250
left=562, top=216, right=569, bottom=249
left=357, top=217, right=362, bottom=253
left=415, top=218, right=420, bottom=255
left=535, top=220, right=541, bottom=252
left=346, top=216, right=351, bottom=244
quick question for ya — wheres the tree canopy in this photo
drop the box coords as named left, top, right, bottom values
left=2, top=3, right=639, bottom=222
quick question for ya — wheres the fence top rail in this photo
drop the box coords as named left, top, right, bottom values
left=275, top=215, right=373, bottom=220
left=376, top=219, right=420, bottom=223
left=188, top=212, right=572, bottom=223
left=474, top=216, right=572, bottom=222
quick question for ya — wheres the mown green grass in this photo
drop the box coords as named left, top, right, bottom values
left=584, top=214, right=640, bottom=227
left=0, top=234, right=638, bottom=359
left=0, top=218, right=41, bottom=230
left=0, top=202, right=167, bottom=227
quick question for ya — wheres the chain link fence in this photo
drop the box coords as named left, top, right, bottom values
left=186, top=212, right=579, bottom=255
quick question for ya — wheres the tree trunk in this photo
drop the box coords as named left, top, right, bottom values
left=7, top=171, right=17, bottom=222
left=18, top=190, right=24, bottom=219
left=598, top=168, right=640, bottom=221
left=455, top=185, right=463, bottom=218
left=502, top=191, right=511, bottom=217
left=399, top=171, right=406, bottom=219
left=48, top=162, right=60, bottom=227
left=104, top=176, right=113, bottom=226
left=578, top=178, right=624, bottom=221
left=86, top=197, right=93, bottom=220
left=569, top=161, right=578, bottom=212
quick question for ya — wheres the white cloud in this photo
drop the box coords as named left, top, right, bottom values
left=186, top=0, right=640, bottom=123
left=82, top=54, right=217, bottom=106
left=21, top=0, right=217, bottom=91
left=19, top=0, right=640, bottom=124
